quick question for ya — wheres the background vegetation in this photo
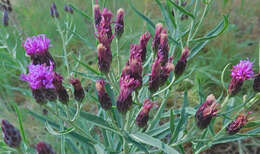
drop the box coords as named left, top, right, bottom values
left=0, top=0, right=259, bottom=153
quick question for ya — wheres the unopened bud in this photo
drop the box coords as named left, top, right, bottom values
left=96, top=79, right=112, bottom=110
left=253, top=73, right=260, bottom=92
left=174, top=47, right=189, bottom=76
left=70, top=78, right=85, bottom=102
left=1, top=120, right=21, bottom=148
left=114, top=8, right=125, bottom=39
left=97, top=44, right=112, bottom=74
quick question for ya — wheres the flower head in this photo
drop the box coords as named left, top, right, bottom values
left=160, top=57, right=174, bottom=86
left=36, top=141, right=56, bottom=154
left=114, top=8, right=125, bottom=39
left=149, top=58, right=161, bottom=93
left=70, top=78, right=85, bottom=102
left=139, top=32, right=151, bottom=62
left=152, top=23, right=164, bottom=52
left=136, top=99, right=156, bottom=127
left=23, top=34, right=50, bottom=55
left=226, top=113, right=252, bottom=135
left=174, top=47, right=189, bottom=76
left=231, top=59, right=254, bottom=81
left=94, top=4, right=102, bottom=28
left=97, top=43, right=112, bottom=74
left=1, top=120, right=21, bottom=148
left=96, top=79, right=112, bottom=110
left=20, top=63, right=55, bottom=90
left=53, top=73, right=69, bottom=105
left=195, top=94, right=219, bottom=129
left=157, top=30, right=169, bottom=66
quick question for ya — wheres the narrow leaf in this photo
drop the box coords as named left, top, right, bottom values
left=168, top=0, right=195, bottom=19
left=170, top=109, right=175, bottom=133
left=45, top=121, right=75, bottom=135
left=69, top=4, right=92, bottom=21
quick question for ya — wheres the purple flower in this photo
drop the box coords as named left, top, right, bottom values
left=228, top=59, right=254, bottom=96
left=50, top=2, right=59, bottom=18
left=36, top=141, right=56, bottom=154
left=1, top=120, right=21, bottom=148
left=96, top=79, right=112, bottom=110
left=139, top=32, right=151, bottom=62
left=195, top=94, right=219, bottom=129
left=97, top=43, right=112, bottom=74
left=117, top=75, right=138, bottom=113
left=136, top=99, right=155, bottom=128
left=53, top=73, right=69, bottom=105
left=23, top=34, right=50, bottom=55
left=160, top=57, right=174, bottom=86
left=20, top=63, right=55, bottom=90
left=114, top=8, right=125, bottom=39
left=226, top=113, right=251, bottom=135
left=149, top=58, right=161, bottom=93
left=231, top=59, right=254, bottom=81
left=174, top=47, right=189, bottom=76
left=157, top=30, right=169, bottom=66
left=94, top=4, right=102, bottom=29
left=70, top=78, right=85, bottom=102
left=152, top=23, right=164, bottom=52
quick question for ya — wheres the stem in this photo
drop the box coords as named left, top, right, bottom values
left=122, top=114, right=129, bottom=154
left=187, top=0, right=199, bottom=46
left=191, top=3, right=209, bottom=40
left=221, top=95, right=230, bottom=108
left=116, top=38, right=121, bottom=76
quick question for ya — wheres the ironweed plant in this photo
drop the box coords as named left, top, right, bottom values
left=0, top=0, right=260, bottom=153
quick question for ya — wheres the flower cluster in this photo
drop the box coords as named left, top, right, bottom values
left=228, top=59, right=254, bottom=96
left=94, top=5, right=125, bottom=74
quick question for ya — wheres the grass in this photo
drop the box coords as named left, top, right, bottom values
left=0, top=0, right=259, bottom=153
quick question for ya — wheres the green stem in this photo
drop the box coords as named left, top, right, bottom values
left=116, top=38, right=121, bottom=77
left=187, top=0, right=199, bottom=46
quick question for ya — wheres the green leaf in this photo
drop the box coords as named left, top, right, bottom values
left=221, top=63, right=231, bottom=91
left=244, top=120, right=260, bottom=128
left=73, top=71, right=102, bottom=81
left=191, top=16, right=229, bottom=42
left=188, top=16, right=229, bottom=60
left=68, top=4, right=92, bottom=21
left=168, top=0, right=195, bottom=19
left=129, top=0, right=155, bottom=29
left=13, top=104, right=28, bottom=145
left=170, top=91, right=188, bottom=143
left=45, top=121, right=75, bottom=135
left=123, top=132, right=149, bottom=154
left=170, top=109, right=175, bottom=133
left=130, top=132, right=179, bottom=154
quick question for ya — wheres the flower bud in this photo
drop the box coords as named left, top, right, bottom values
left=3, top=9, right=8, bottom=26
left=96, top=79, right=112, bottom=110
left=97, top=43, right=112, bottom=74
left=228, top=59, right=254, bottom=96
left=52, top=73, right=69, bottom=105
left=149, top=58, right=161, bottom=93
left=136, top=99, right=155, bottom=127
left=36, top=141, right=56, bottom=154
left=50, top=2, right=59, bottom=18
left=1, top=120, right=21, bottom=148
left=226, top=113, right=251, bottom=135
left=70, top=78, right=85, bottom=102
left=253, top=73, right=260, bottom=92
left=114, top=8, right=124, bottom=39
left=93, top=4, right=102, bottom=28
left=157, top=30, right=169, bottom=66
left=117, top=75, right=138, bottom=113
left=174, top=47, right=189, bottom=76
left=152, top=23, right=163, bottom=52
left=160, top=57, right=174, bottom=86
left=139, top=32, right=151, bottom=62
left=195, top=94, right=219, bottom=129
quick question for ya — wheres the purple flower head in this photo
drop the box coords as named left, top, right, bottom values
left=152, top=23, right=164, bottom=52
left=114, top=8, right=125, bottom=39
left=157, top=30, right=169, bottom=66
left=36, top=141, right=56, bottom=154
left=96, top=79, right=112, bottom=110
left=20, top=63, right=55, bottom=90
left=195, top=94, right=219, bottom=129
left=226, top=112, right=252, bottom=135
left=94, top=4, right=102, bottom=28
left=70, top=78, right=85, bottom=102
left=160, top=57, right=174, bottom=86
left=231, top=59, right=254, bottom=81
left=23, top=34, right=50, bottom=55
left=174, top=47, right=189, bottom=76
left=52, top=73, right=69, bottom=105
left=97, top=43, right=112, bottom=74
left=139, top=32, right=151, bottom=62
left=136, top=99, right=156, bottom=127
left=149, top=58, right=161, bottom=93
left=129, top=44, right=142, bottom=60
left=1, top=120, right=21, bottom=148
left=117, top=75, right=138, bottom=113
